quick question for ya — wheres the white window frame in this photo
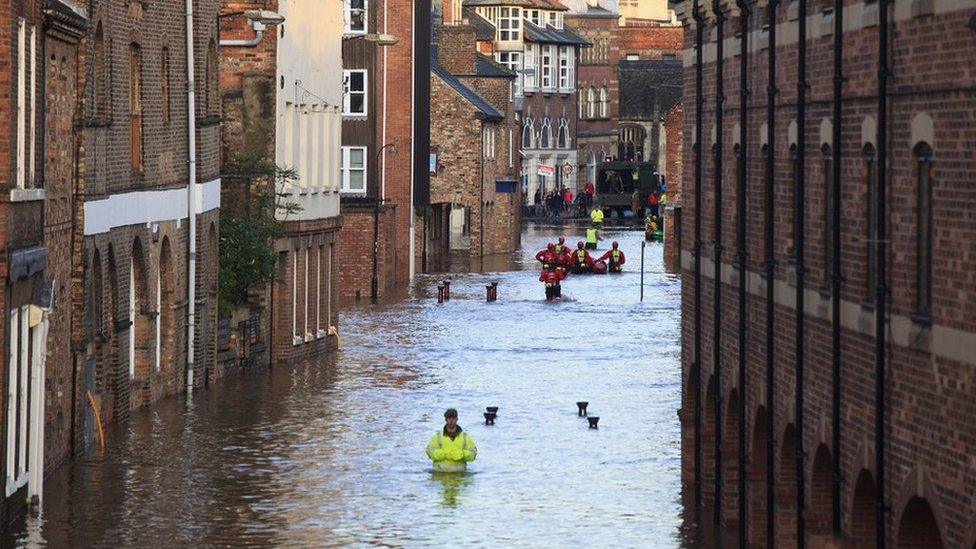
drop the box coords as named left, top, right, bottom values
left=509, top=128, right=514, bottom=167
left=523, top=45, right=538, bottom=91
left=558, top=47, right=571, bottom=90
left=498, top=7, right=521, bottom=42
left=540, top=117, right=552, bottom=149
left=541, top=45, right=554, bottom=90
left=483, top=125, right=496, bottom=159
left=557, top=118, right=570, bottom=149
left=342, top=69, right=368, bottom=117
left=496, top=51, right=522, bottom=97
left=599, top=86, right=609, bottom=118
left=340, top=146, right=368, bottom=194
left=526, top=9, right=541, bottom=26
left=522, top=117, right=535, bottom=149
left=344, top=0, right=368, bottom=35
left=587, top=86, right=596, bottom=118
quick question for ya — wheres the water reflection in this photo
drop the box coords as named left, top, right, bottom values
left=4, top=221, right=704, bottom=547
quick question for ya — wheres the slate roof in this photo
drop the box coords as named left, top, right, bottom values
left=432, top=58, right=505, bottom=121
left=464, top=8, right=497, bottom=40
left=618, top=59, right=683, bottom=119
left=475, top=53, right=517, bottom=77
left=523, top=20, right=590, bottom=45
left=464, top=0, right=569, bottom=10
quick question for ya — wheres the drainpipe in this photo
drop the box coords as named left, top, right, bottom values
left=692, top=0, right=705, bottom=511
left=766, top=0, right=779, bottom=545
left=735, top=0, right=750, bottom=545
left=875, top=0, right=890, bottom=545
left=830, top=0, right=844, bottom=539
left=795, top=0, right=808, bottom=539
left=185, top=0, right=197, bottom=392
left=711, top=0, right=725, bottom=528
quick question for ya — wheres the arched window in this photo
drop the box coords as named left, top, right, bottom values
left=915, top=142, right=933, bottom=317
left=161, top=46, right=171, bottom=124
left=587, top=86, right=596, bottom=119
left=578, top=88, right=584, bottom=118
left=556, top=118, right=569, bottom=149
left=599, top=85, right=608, bottom=118
left=788, top=144, right=798, bottom=257
left=587, top=150, right=596, bottom=186
left=539, top=117, right=552, bottom=148
left=821, top=144, right=833, bottom=285
left=863, top=144, right=877, bottom=301
left=129, top=43, right=143, bottom=172
left=522, top=117, right=534, bottom=149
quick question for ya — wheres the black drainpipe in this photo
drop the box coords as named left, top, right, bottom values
left=735, top=0, right=750, bottom=545
left=693, top=0, right=705, bottom=511
left=829, top=0, right=844, bottom=540
left=793, top=0, right=808, bottom=548
left=875, top=0, right=890, bottom=545
left=712, top=0, right=726, bottom=528
left=766, top=0, right=779, bottom=544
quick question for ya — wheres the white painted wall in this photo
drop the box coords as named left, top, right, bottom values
left=275, top=0, right=343, bottom=222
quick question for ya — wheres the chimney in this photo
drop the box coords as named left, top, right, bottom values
left=434, top=25, right=477, bottom=75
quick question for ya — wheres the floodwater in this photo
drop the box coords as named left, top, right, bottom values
left=3, top=221, right=717, bottom=547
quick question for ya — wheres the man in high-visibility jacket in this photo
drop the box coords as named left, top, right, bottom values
left=590, top=205, right=604, bottom=226
left=585, top=226, right=601, bottom=250
left=600, top=241, right=626, bottom=272
left=426, top=408, right=477, bottom=472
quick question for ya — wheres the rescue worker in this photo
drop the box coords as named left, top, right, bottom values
left=646, top=216, right=663, bottom=242
left=554, top=246, right=573, bottom=278
left=590, top=204, right=605, bottom=227
left=585, top=225, right=601, bottom=250
left=426, top=408, right=477, bottom=473
left=571, top=241, right=595, bottom=274
left=554, top=236, right=570, bottom=255
left=535, top=243, right=557, bottom=266
left=600, top=241, right=626, bottom=272
left=539, top=265, right=565, bottom=301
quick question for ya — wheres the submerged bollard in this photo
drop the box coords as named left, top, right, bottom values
left=483, top=412, right=496, bottom=425
left=577, top=401, right=589, bottom=416
left=486, top=284, right=493, bottom=302
left=587, top=416, right=600, bottom=429
left=486, top=406, right=499, bottom=414
left=443, top=280, right=451, bottom=301
left=491, top=281, right=499, bottom=301
left=437, top=285, right=445, bottom=304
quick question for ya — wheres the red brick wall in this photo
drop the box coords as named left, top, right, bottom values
left=618, top=24, right=683, bottom=57
left=338, top=205, right=398, bottom=301
left=679, top=5, right=976, bottom=546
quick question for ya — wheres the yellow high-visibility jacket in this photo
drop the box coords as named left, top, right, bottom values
left=590, top=208, right=605, bottom=224
left=426, top=428, right=477, bottom=472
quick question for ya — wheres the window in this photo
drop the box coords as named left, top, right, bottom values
left=789, top=144, right=798, bottom=257
left=522, top=117, right=534, bottom=149
left=599, top=86, right=608, bottom=117
left=626, top=53, right=640, bottom=61
left=863, top=144, right=877, bottom=301
left=499, top=7, right=521, bottom=41
left=526, top=9, right=541, bottom=25
left=915, top=143, right=933, bottom=317
left=822, top=144, right=833, bottom=285
left=548, top=11, right=557, bottom=27
left=558, top=47, right=571, bottom=90
left=161, top=47, right=171, bottom=124
left=539, top=117, right=552, bottom=148
left=345, top=0, right=367, bottom=34
left=340, top=146, right=367, bottom=193
left=497, top=51, right=522, bottom=96
left=556, top=118, right=569, bottom=149
left=587, top=86, right=596, bottom=118
left=541, top=46, right=554, bottom=89
left=524, top=45, right=537, bottom=90
left=5, top=305, right=46, bottom=498
left=578, top=88, right=584, bottom=118
left=508, top=127, right=514, bottom=167
left=129, top=43, right=143, bottom=172
left=15, top=18, right=37, bottom=189
left=483, top=125, right=495, bottom=158
left=206, top=40, right=218, bottom=116
left=343, top=70, right=367, bottom=116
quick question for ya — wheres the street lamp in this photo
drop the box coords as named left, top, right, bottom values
left=371, top=143, right=397, bottom=303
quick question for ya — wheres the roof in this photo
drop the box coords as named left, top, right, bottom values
left=463, top=8, right=497, bottom=40
left=523, top=20, right=590, bottom=45
left=43, top=0, right=88, bottom=31
left=475, top=54, right=517, bottom=77
left=617, top=59, right=682, bottom=119
left=432, top=58, right=505, bottom=121
left=464, top=0, right=569, bottom=11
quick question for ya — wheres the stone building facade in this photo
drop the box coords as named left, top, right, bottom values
left=219, top=0, right=342, bottom=366
left=428, top=25, right=521, bottom=262
left=677, top=0, right=976, bottom=545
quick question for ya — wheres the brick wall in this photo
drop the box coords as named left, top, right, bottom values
left=678, top=3, right=976, bottom=545
left=338, top=204, right=398, bottom=301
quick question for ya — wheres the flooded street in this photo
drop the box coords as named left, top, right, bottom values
left=5, top=222, right=704, bottom=547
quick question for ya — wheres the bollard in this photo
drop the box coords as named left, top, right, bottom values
left=356, top=289, right=362, bottom=302
left=576, top=401, right=589, bottom=416
left=587, top=416, right=600, bottom=429
left=437, top=285, right=445, bottom=304
left=491, top=281, right=499, bottom=301
left=486, top=406, right=499, bottom=414
left=486, top=284, right=493, bottom=302
left=483, top=412, right=496, bottom=425
left=443, top=280, right=451, bottom=301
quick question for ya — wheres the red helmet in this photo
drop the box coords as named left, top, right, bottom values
left=612, top=241, right=619, bottom=248
left=577, top=241, right=585, bottom=249
left=558, top=236, right=566, bottom=244
left=547, top=243, right=555, bottom=251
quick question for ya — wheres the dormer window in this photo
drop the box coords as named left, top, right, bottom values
left=527, top=9, right=541, bottom=26
left=548, top=11, right=557, bottom=27
left=499, top=7, right=521, bottom=41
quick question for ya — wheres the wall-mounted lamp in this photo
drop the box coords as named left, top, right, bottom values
left=219, top=10, right=285, bottom=48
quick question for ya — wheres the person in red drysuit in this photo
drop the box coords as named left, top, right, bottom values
left=535, top=243, right=557, bottom=266
left=600, top=241, right=626, bottom=272
left=554, top=236, right=570, bottom=256
left=571, top=241, right=595, bottom=274
left=539, top=264, right=565, bottom=301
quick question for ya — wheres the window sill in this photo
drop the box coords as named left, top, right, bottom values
left=910, top=313, right=932, bottom=327
left=342, top=114, right=368, bottom=121
left=197, top=115, right=221, bottom=127
left=292, top=335, right=303, bottom=346
left=10, top=188, right=45, bottom=202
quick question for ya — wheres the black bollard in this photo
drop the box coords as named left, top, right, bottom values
left=443, top=280, right=451, bottom=301
left=437, top=285, right=444, bottom=304
left=491, top=281, right=499, bottom=301
left=587, top=416, right=600, bottom=429
left=486, top=406, right=499, bottom=414
left=483, top=412, right=496, bottom=425
left=486, top=284, right=493, bottom=302
left=577, top=401, right=589, bottom=416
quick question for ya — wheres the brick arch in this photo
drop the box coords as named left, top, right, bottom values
left=158, top=237, right=177, bottom=394
left=892, top=469, right=948, bottom=549
left=702, top=374, right=718, bottom=507
left=747, top=405, right=769, bottom=547
left=807, top=444, right=835, bottom=544
left=964, top=519, right=976, bottom=549
left=130, top=237, right=152, bottom=404
left=721, top=388, right=741, bottom=528
left=848, top=469, right=877, bottom=547
left=776, top=424, right=798, bottom=547
left=896, top=497, right=944, bottom=548
left=106, top=244, right=123, bottom=423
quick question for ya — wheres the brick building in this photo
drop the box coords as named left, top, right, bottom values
left=79, top=0, right=221, bottom=454
left=339, top=0, right=418, bottom=301
left=428, top=25, right=521, bottom=262
left=677, top=0, right=976, bottom=545
left=1, top=0, right=87, bottom=520
left=219, top=1, right=343, bottom=366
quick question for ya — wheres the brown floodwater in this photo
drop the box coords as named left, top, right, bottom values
left=3, top=221, right=730, bottom=547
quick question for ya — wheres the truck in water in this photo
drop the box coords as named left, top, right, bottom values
left=593, top=161, right=661, bottom=219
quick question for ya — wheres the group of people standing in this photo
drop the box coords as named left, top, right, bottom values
left=535, top=236, right=627, bottom=301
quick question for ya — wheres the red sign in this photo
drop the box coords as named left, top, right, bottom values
left=537, top=164, right=555, bottom=177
